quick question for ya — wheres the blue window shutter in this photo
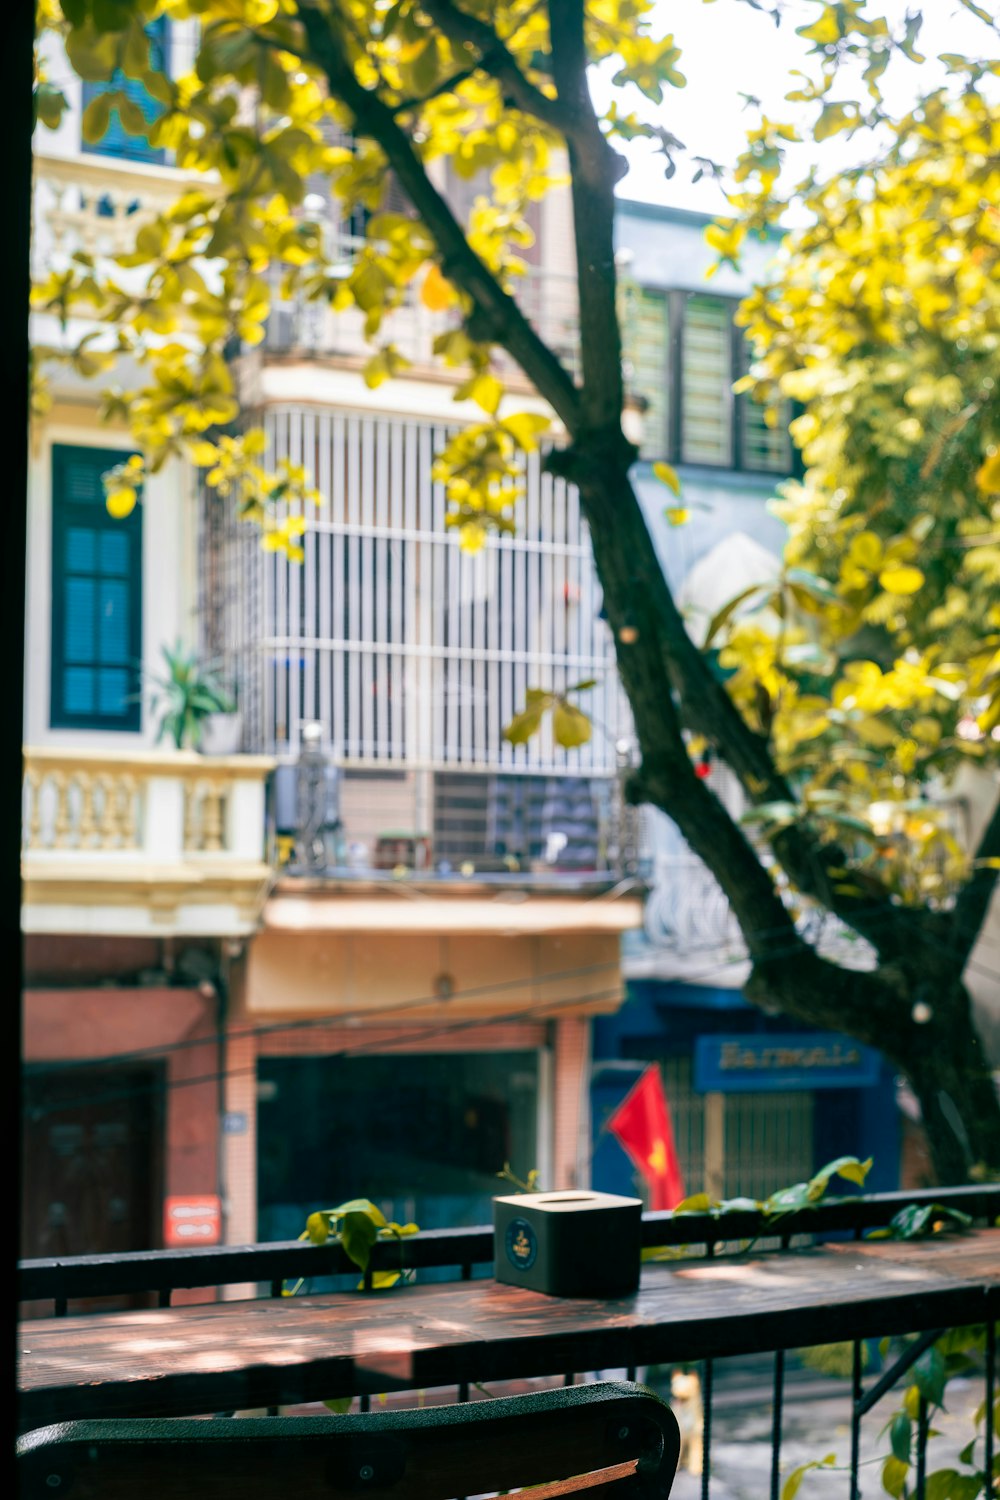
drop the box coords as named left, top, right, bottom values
left=81, top=17, right=169, bottom=164
left=50, top=445, right=143, bottom=732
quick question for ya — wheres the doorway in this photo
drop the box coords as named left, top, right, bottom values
left=21, top=1064, right=164, bottom=1311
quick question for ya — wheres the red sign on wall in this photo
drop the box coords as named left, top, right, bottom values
left=163, top=1195, right=222, bottom=1247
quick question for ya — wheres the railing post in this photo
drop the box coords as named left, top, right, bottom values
left=769, top=1348, right=785, bottom=1500
left=145, top=770, right=186, bottom=862
left=850, top=1339, right=863, bottom=1500
left=985, top=1320, right=995, bottom=1496
left=701, top=1358, right=713, bottom=1500
left=915, top=1392, right=929, bottom=1500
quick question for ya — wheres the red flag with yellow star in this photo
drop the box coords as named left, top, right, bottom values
left=605, top=1065, right=685, bottom=1210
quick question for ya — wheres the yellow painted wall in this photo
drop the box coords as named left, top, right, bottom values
left=243, top=927, right=625, bottom=1021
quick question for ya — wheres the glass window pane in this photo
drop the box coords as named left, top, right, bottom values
left=741, top=398, right=793, bottom=472
left=257, top=1052, right=540, bottom=1254
left=64, top=667, right=95, bottom=715
left=97, top=668, right=129, bottom=717
left=64, top=578, right=96, bottom=663
left=51, top=444, right=143, bottom=731
left=98, top=580, right=129, bottom=664
left=623, top=288, right=669, bottom=459
left=682, top=296, right=732, bottom=466
left=99, top=531, right=130, bottom=576
left=66, top=528, right=97, bottom=572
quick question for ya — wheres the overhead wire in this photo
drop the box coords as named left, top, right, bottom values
left=23, top=896, right=960, bottom=1118
left=22, top=888, right=921, bottom=1085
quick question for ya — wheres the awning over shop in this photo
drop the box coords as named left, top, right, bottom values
left=261, top=890, right=644, bottom=937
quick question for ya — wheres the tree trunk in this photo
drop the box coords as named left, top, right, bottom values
left=746, top=956, right=1000, bottom=1185
left=890, top=984, right=1000, bottom=1186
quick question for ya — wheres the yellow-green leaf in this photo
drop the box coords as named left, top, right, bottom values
left=879, top=565, right=925, bottom=595
left=976, top=450, right=1000, bottom=493
left=552, top=699, right=592, bottom=749
left=470, top=373, right=503, bottom=417
left=882, top=1456, right=909, bottom=1499
left=305, top=1211, right=330, bottom=1245
left=82, top=90, right=112, bottom=144
left=420, top=264, right=453, bottom=312
left=653, top=460, right=682, bottom=496
left=105, top=486, right=137, bottom=519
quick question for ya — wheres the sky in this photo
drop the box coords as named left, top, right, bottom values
left=593, top=0, right=997, bottom=215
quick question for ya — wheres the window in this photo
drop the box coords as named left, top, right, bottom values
left=623, top=287, right=793, bottom=474
left=681, top=295, right=733, bottom=465
left=81, top=17, right=168, bottom=164
left=50, top=445, right=143, bottom=732
left=256, top=1052, right=540, bottom=1241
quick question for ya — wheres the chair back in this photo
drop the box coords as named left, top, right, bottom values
left=18, top=1380, right=679, bottom=1500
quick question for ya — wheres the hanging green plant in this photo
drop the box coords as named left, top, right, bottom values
left=283, top=1199, right=419, bottom=1296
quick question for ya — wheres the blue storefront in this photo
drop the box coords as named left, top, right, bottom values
left=591, top=980, right=900, bottom=1203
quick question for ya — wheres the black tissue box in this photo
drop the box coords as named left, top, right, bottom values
left=493, top=1189, right=643, bottom=1298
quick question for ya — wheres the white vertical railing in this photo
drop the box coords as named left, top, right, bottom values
left=242, top=407, right=626, bottom=776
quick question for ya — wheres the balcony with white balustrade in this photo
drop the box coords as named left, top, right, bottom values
left=22, top=747, right=274, bottom=938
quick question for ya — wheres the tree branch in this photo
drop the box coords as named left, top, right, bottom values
left=951, top=783, right=1000, bottom=972
left=390, top=64, right=479, bottom=117
left=304, top=0, right=911, bottom=969
left=297, top=2, right=581, bottom=432
left=553, top=434, right=912, bottom=961
left=421, top=0, right=572, bottom=133
left=548, top=0, right=625, bottom=432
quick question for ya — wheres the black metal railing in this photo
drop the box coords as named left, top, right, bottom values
left=19, top=1186, right=1000, bottom=1499
left=19, top=1185, right=1000, bottom=1309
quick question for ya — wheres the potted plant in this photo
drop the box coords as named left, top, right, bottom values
left=148, top=642, right=240, bottom=753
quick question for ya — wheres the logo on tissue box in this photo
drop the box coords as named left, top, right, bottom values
left=505, top=1217, right=537, bottom=1271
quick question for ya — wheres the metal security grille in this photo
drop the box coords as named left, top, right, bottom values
left=202, top=406, right=628, bottom=776
left=660, top=1055, right=815, bottom=1201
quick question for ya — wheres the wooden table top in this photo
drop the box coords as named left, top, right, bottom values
left=18, top=1231, right=1000, bottom=1430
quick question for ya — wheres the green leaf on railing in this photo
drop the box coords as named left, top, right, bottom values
left=807, top=1155, right=873, bottom=1196
left=801, top=1342, right=868, bottom=1379
left=781, top=1453, right=836, bottom=1500
left=914, top=1347, right=947, bottom=1409
left=879, top=1204, right=973, bottom=1241
left=335, top=1199, right=388, bottom=1228
left=306, top=1211, right=331, bottom=1244
left=340, top=1211, right=380, bottom=1275
left=889, top=1413, right=912, bottom=1464
left=882, top=1454, right=910, bottom=1498
left=369, top=1269, right=403, bottom=1290
left=323, top=1397, right=353, bottom=1414
left=671, top=1193, right=716, bottom=1215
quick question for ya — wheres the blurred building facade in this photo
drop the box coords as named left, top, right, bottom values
left=22, top=18, right=642, bottom=1268
left=24, top=35, right=1000, bottom=1263
left=592, top=202, right=901, bottom=1203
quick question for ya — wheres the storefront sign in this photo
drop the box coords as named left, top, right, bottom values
left=694, top=1033, right=880, bottom=1094
left=163, top=1195, right=222, bottom=1247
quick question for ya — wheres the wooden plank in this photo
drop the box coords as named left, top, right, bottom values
left=18, top=1234, right=1000, bottom=1429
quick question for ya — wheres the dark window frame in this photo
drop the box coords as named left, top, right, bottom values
left=50, top=443, right=143, bottom=733
left=629, top=286, right=796, bottom=478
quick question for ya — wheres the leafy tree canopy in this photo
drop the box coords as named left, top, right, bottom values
left=32, top=0, right=1000, bottom=1182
